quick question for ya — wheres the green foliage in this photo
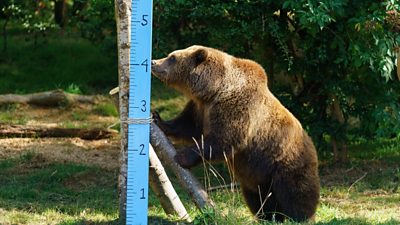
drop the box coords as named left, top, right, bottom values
left=1, top=0, right=57, bottom=46
left=76, top=0, right=115, bottom=42
left=193, top=206, right=216, bottom=225
left=1, top=1, right=22, bottom=20
left=3, top=0, right=398, bottom=148
left=150, top=0, right=400, bottom=149
left=75, top=0, right=117, bottom=58
left=65, top=83, right=82, bottom=94
left=21, top=1, right=56, bottom=35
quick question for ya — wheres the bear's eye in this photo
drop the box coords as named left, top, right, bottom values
left=168, top=55, right=176, bottom=63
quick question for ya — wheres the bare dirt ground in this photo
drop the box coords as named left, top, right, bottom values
left=0, top=138, right=119, bottom=170
left=0, top=100, right=120, bottom=170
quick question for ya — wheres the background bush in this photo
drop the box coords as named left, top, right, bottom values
left=1, top=0, right=399, bottom=160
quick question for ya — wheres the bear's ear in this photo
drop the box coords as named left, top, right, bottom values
left=193, top=49, right=208, bottom=66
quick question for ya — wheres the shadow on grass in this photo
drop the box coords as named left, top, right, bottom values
left=58, top=216, right=181, bottom=225
left=57, top=218, right=119, bottom=225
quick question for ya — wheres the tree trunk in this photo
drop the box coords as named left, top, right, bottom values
left=114, top=0, right=130, bottom=222
left=0, top=89, right=98, bottom=107
left=54, top=0, right=67, bottom=27
left=149, top=145, right=191, bottom=221
left=72, top=0, right=88, bottom=16
left=0, top=125, right=117, bottom=140
left=2, top=18, right=8, bottom=53
left=150, top=123, right=214, bottom=209
left=328, top=94, right=348, bottom=162
left=397, top=48, right=399, bottom=81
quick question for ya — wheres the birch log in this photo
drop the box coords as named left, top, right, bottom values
left=114, top=0, right=130, bottom=222
left=149, top=145, right=191, bottom=221
left=150, top=123, right=214, bottom=209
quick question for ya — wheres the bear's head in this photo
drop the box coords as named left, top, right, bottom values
left=151, top=45, right=224, bottom=101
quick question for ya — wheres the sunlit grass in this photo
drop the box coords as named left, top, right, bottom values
left=92, top=103, right=119, bottom=117
left=0, top=104, right=27, bottom=125
left=0, top=152, right=119, bottom=225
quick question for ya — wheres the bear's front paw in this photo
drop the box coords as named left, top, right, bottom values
left=174, top=149, right=201, bottom=169
left=152, top=111, right=164, bottom=130
left=152, top=111, right=163, bottom=125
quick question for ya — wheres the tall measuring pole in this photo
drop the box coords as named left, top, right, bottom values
left=114, top=0, right=153, bottom=224
left=126, top=0, right=153, bottom=224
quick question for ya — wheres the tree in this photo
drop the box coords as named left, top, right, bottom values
left=58, top=0, right=400, bottom=161
left=1, top=0, right=57, bottom=48
left=1, top=0, right=22, bottom=52
left=152, top=0, right=400, bottom=162
left=54, top=0, right=67, bottom=27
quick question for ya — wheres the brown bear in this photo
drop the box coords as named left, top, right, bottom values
left=151, top=45, right=320, bottom=222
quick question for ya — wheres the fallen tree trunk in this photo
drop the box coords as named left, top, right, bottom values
left=149, top=145, right=191, bottom=221
left=0, top=89, right=98, bottom=107
left=0, top=124, right=117, bottom=140
left=150, top=123, right=214, bottom=209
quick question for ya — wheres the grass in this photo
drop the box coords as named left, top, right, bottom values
left=0, top=152, right=119, bottom=224
left=1, top=103, right=399, bottom=224
left=93, top=103, right=119, bottom=117
left=0, top=30, right=118, bottom=95
left=0, top=104, right=27, bottom=125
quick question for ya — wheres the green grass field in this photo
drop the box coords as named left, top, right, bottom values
left=0, top=31, right=118, bottom=95
left=0, top=32, right=399, bottom=224
left=0, top=152, right=119, bottom=224
left=0, top=139, right=399, bottom=225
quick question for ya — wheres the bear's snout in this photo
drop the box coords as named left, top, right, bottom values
left=151, top=59, right=161, bottom=73
left=151, top=59, right=167, bottom=79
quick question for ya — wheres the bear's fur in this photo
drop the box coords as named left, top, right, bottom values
left=151, top=45, right=320, bottom=222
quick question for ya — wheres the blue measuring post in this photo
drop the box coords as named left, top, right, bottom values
left=126, top=0, right=153, bottom=224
